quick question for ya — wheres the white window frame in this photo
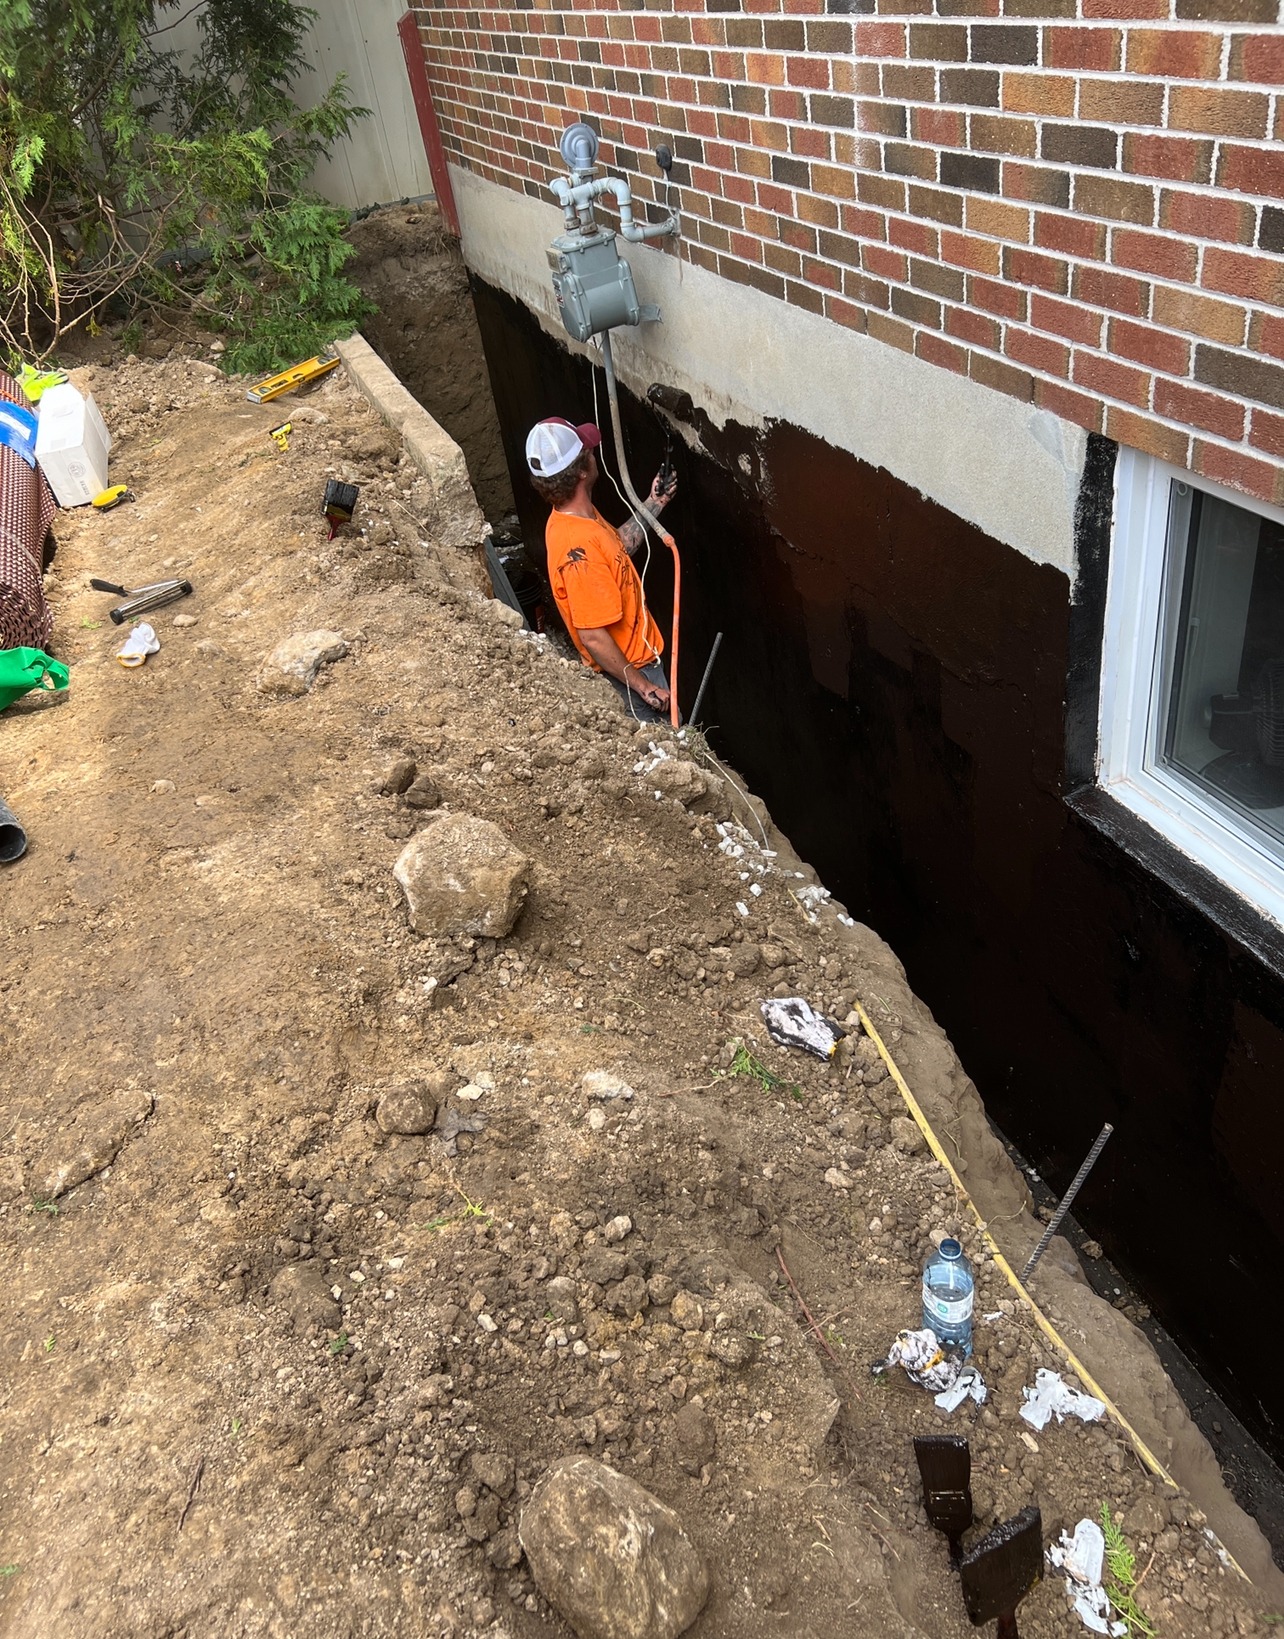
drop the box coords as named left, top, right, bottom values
left=1100, top=448, right=1284, bottom=932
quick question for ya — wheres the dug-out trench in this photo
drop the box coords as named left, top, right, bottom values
left=352, top=221, right=1284, bottom=1543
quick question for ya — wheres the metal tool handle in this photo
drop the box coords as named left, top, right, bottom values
left=108, top=581, right=193, bottom=625
left=90, top=577, right=128, bottom=595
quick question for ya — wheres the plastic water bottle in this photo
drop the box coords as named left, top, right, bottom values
left=922, top=1238, right=974, bottom=1355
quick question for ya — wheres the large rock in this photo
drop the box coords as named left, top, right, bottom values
left=257, top=630, right=348, bottom=697
left=375, top=1081, right=437, bottom=1135
left=519, top=1457, right=709, bottom=1639
left=393, top=814, right=529, bottom=938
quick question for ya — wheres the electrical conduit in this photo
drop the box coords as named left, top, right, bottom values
left=599, top=331, right=681, bottom=729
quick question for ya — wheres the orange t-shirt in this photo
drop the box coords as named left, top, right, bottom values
left=545, top=507, right=663, bottom=671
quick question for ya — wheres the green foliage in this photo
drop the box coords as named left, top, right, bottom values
left=720, top=1039, right=799, bottom=1099
left=1099, top=1506, right=1156, bottom=1638
left=0, top=0, right=373, bottom=366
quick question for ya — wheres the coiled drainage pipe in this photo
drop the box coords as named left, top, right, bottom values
left=0, top=796, right=27, bottom=863
left=599, top=331, right=681, bottom=729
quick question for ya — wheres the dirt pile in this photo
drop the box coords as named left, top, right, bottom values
left=346, top=204, right=515, bottom=526
left=0, top=354, right=1279, bottom=1637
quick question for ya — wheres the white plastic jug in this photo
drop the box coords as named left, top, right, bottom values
left=34, top=383, right=112, bottom=506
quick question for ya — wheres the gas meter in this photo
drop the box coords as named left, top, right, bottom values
left=547, top=230, right=658, bottom=343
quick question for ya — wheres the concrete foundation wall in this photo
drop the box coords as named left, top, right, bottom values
left=454, top=166, right=1087, bottom=578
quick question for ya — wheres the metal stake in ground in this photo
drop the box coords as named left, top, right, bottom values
left=690, top=631, right=722, bottom=726
left=1021, top=1123, right=1114, bottom=1284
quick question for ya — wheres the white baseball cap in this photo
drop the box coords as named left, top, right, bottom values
left=525, top=416, right=602, bottom=477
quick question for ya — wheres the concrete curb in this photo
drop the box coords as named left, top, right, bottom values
left=333, top=332, right=486, bottom=555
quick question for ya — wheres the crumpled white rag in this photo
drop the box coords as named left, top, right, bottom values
left=116, top=622, right=159, bottom=669
left=1047, top=1518, right=1127, bottom=1636
left=1020, top=1367, right=1106, bottom=1431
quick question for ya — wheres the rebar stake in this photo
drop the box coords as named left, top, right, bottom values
left=690, top=631, right=723, bottom=726
left=1021, top=1123, right=1114, bottom=1284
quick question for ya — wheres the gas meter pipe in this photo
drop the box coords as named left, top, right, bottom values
left=599, top=330, right=681, bottom=730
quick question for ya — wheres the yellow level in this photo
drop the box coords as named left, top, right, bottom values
left=245, top=349, right=340, bottom=404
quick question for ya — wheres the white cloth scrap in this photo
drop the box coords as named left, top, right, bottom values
left=760, top=996, right=844, bottom=1059
left=1020, top=1367, right=1106, bottom=1431
left=116, top=622, right=159, bottom=668
left=934, top=1363, right=987, bottom=1413
left=1047, top=1519, right=1127, bottom=1636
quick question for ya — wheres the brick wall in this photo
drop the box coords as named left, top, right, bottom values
left=414, top=1, right=1284, bottom=507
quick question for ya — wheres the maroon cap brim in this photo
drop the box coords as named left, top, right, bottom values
left=574, top=422, right=602, bottom=449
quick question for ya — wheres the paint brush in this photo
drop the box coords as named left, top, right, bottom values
left=914, top=1434, right=973, bottom=1565
left=959, top=1506, right=1043, bottom=1638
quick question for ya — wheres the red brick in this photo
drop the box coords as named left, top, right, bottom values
left=1035, top=378, right=1105, bottom=433
left=1034, top=211, right=1106, bottom=259
left=826, top=294, right=869, bottom=333
left=1158, top=189, right=1256, bottom=245
left=1249, top=409, right=1284, bottom=461
left=1110, top=229, right=1198, bottom=283
left=970, top=273, right=1028, bottom=319
left=1169, top=86, right=1271, bottom=140
left=1107, top=408, right=1191, bottom=466
left=1126, top=29, right=1223, bottom=79
left=786, top=54, right=829, bottom=89
left=863, top=243, right=909, bottom=281
left=941, top=229, right=1002, bottom=274
left=1218, top=144, right=1284, bottom=203
left=1121, top=133, right=1213, bottom=186
left=1153, top=380, right=1247, bottom=441
left=913, top=106, right=969, bottom=146
left=856, top=21, right=907, bottom=56
left=803, top=257, right=843, bottom=290
left=1251, top=311, right=1284, bottom=362
left=792, top=125, right=832, bottom=160
left=1108, top=318, right=1191, bottom=375
left=947, top=306, right=1002, bottom=348
left=1191, top=440, right=1284, bottom=507
left=1005, top=324, right=1070, bottom=375
left=1072, top=264, right=1150, bottom=318
left=1042, top=26, right=1120, bottom=71
left=769, top=88, right=808, bottom=120
left=1002, top=244, right=1069, bottom=292
left=889, top=216, right=940, bottom=256
left=746, top=52, right=787, bottom=86
left=1229, top=32, right=1284, bottom=86
left=916, top=330, right=970, bottom=374
left=1073, top=349, right=1151, bottom=406
left=1204, top=247, right=1284, bottom=308
left=1032, top=292, right=1106, bottom=347
left=841, top=203, right=887, bottom=237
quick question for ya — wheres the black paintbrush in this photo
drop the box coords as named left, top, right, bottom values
left=959, top=1506, right=1043, bottom=1638
left=914, top=1434, right=973, bottom=1566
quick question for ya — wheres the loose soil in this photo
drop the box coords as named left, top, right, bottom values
left=346, top=205, right=516, bottom=527
left=1, top=342, right=1280, bottom=1639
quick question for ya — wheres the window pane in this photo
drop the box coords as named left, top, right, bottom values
left=1161, top=484, right=1284, bottom=856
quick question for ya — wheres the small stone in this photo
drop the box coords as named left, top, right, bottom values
left=150, top=779, right=176, bottom=796
left=35, top=1089, right=154, bottom=1200
left=172, top=613, right=198, bottom=628
left=669, top=1293, right=704, bottom=1333
left=403, top=772, right=441, bottom=811
left=583, top=1070, right=635, bottom=1102
left=823, top=1167, right=849, bottom=1190
left=256, top=629, right=347, bottom=697
left=603, top=1214, right=633, bottom=1244
left=520, top=1457, right=709, bottom=1639
left=380, top=756, right=417, bottom=796
left=375, top=1082, right=437, bottom=1135
left=586, top=1108, right=607, bottom=1133
left=890, top=1116, right=926, bottom=1156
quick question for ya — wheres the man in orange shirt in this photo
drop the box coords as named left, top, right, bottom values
left=526, top=417, right=677, bottom=723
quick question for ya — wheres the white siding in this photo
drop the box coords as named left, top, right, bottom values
left=161, top=1, right=432, bottom=211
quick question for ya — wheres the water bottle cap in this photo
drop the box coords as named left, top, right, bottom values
left=939, top=1238, right=963, bottom=1259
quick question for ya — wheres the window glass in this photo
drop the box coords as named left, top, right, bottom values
left=1159, top=483, right=1284, bottom=859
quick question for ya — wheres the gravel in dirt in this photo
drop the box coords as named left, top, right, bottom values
left=0, top=350, right=1279, bottom=1638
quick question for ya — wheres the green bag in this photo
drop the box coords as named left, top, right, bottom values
left=0, top=648, right=70, bottom=712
